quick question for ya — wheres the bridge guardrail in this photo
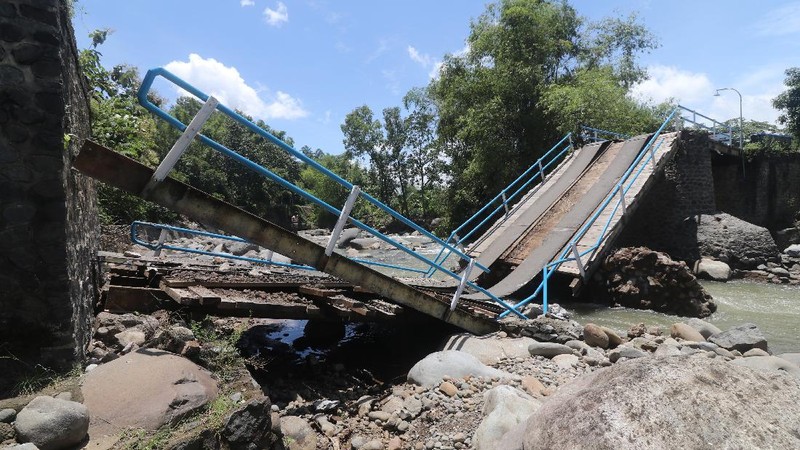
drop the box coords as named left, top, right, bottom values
left=136, top=68, right=527, bottom=319
left=427, top=133, right=575, bottom=277
left=498, top=107, right=681, bottom=317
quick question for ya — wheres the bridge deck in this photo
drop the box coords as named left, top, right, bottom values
left=557, top=132, right=680, bottom=281
left=74, top=141, right=500, bottom=335
left=466, top=134, right=653, bottom=299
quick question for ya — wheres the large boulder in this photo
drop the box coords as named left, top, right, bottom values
left=498, top=356, right=800, bottom=450
left=594, top=247, right=716, bottom=317
left=708, top=323, right=768, bottom=353
left=694, top=258, right=731, bottom=281
left=81, top=349, right=218, bottom=436
left=473, top=386, right=542, bottom=450
left=730, top=356, right=800, bottom=378
left=442, top=334, right=535, bottom=365
left=693, top=213, right=779, bottom=268
left=14, top=396, right=89, bottom=450
left=407, top=350, right=517, bottom=388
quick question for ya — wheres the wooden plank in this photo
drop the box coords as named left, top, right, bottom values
left=160, top=282, right=200, bottom=306
left=187, top=285, right=222, bottom=306
left=105, top=286, right=166, bottom=313
left=161, top=278, right=351, bottom=290
left=329, top=295, right=373, bottom=317
left=299, top=285, right=345, bottom=299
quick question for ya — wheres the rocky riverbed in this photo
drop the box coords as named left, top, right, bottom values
left=2, top=306, right=799, bottom=449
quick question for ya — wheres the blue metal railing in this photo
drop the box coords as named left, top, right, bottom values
left=137, top=68, right=526, bottom=318
left=498, top=107, right=682, bottom=317
left=426, top=133, right=575, bottom=278
left=676, top=106, right=733, bottom=146
left=580, top=125, right=630, bottom=143
left=131, top=221, right=430, bottom=275
left=131, top=221, right=316, bottom=270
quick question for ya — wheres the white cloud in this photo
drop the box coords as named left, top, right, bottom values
left=240, top=0, right=255, bottom=6
left=263, top=1, right=288, bottom=27
left=630, top=65, right=714, bottom=105
left=408, top=45, right=443, bottom=79
left=164, top=54, right=308, bottom=120
left=754, top=2, right=800, bottom=36
left=408, top=46, right=432, bottom=66
left=631, top=64, right=781, bottom=125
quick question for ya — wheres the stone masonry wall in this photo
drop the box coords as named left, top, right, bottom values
left=0, top=0, right=98, bottom=370
left=619, top=130, right=717, bottom=261
left=713, top=153, right=800, bottom=231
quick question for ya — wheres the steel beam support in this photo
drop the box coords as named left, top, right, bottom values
left=450, top=258, right=475, bottom=311
left=75, top=141, right=499, bottom=335
left=143, top=96, right=219, bottom=195
left=325, top=185, right=361, bottom=257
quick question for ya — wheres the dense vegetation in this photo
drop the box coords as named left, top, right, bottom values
left=80, top=0, right=797, bottom=237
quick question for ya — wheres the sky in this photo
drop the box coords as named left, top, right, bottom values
left=72, top=0, right=800, bottom=154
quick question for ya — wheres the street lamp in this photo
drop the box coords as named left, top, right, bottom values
left=714, top=87, right=743, bottom=149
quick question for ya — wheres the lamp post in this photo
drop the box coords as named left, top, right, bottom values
left=714, top=87, right=743, bottom=149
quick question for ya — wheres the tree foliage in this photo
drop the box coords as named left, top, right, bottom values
left=774, top=67, right=800, bottom=141
left=425, top=0, right=662, bottom=227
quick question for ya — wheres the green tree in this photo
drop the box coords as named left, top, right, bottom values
left=341, top=105, right=395, bottom=206
left=541, top=66, right=664, bottom=137
left=79, top=30, right=176, bottom=224
left=427, top=0, right=660, bottom=228
left=299, top=152, right=368, bottom=228
left=773, top=67, right=800, bottom=141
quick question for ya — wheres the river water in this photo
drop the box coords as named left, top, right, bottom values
left=321, top=234, right=800, bottom=355
left=568, top=281, right=800, bottom=354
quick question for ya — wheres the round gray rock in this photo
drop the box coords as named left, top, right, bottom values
left=407, top=350, right=518, bottom=388
left=474, top=385, right=541, bottom=450
left=498, top=355, right=800, bottom=450
left=683, top=318, right=722, bottom=339
left=442, top=333, right=535, bottom=365
left=708, top=323, right=768, bottom=353
left=527, top=342, right=573, bottom=358
left=694, top=258, right=731, bottom=281
left=693, top=213, right=779, bottom=268
left=81, top=349, right=218, bottom=436
left=279, top=416, right=317, bottom=450
left=14, top=396, right=89, bottom=450
left=0, top=408, right=16, bottom=423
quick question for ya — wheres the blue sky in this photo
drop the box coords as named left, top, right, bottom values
left=73, top=1, right=800, bottom=154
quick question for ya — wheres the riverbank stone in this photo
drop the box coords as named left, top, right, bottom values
left=474, top=386, right=541, bottom=450
left=527, top=342, right=573, bottom=358
left=407, top=350, right=517, bottom=388
left=731, top=356, right=800, bottom=377
left=683, top=318, right=722, bottom=339
left=583, top=323, right=609, bottom=349
left=670, top=323, right=705, bottom=342
left=14, top=396, right=89, bottom=450
left=694, top=258, right=731, bottom=281
left=708, top=323, right=768, bottom=353
left=499, top=355, right=800, bottom=450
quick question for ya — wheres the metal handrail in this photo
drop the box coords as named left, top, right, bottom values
left=131, top=221, right=430, bottom=274
left=499, top=107, right=682, bottom=317
left=137, top=68, right=527, bottom=318
left=580, top=125, right=630, bottom=142
left=426, top=133, right=574, bottom=277
left=676, top=105, right=733, bottom=145
left=137, top=68, right=488, bottom=274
